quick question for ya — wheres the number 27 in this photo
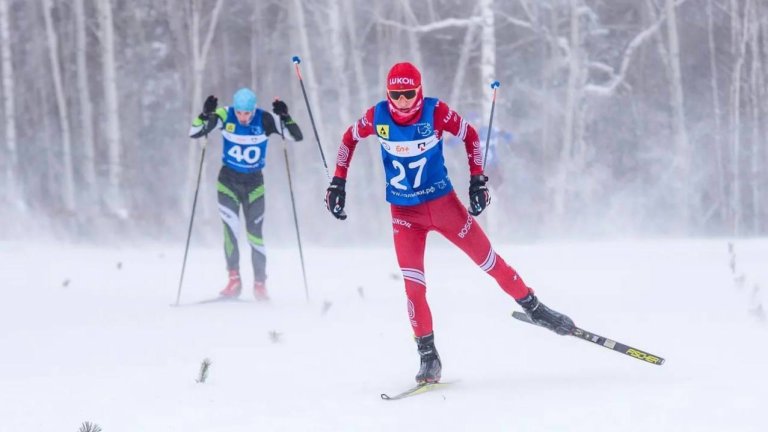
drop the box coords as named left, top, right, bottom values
left=390, top=157, right=426, bottom=190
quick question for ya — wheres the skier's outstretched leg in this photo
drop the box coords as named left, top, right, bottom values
left=432, top=192, right=528, bottom=297
left=433, top=192, right=574, bottom=335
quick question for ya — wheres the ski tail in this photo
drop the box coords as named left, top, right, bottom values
left=380, top=381, right=452, bottom=401
left=171, top=297, right=253, bottom=307
left=511, top=311, right=665, bottom=366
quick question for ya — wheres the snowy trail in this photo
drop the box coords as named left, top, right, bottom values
left=1, top=239, right=766, bottom=431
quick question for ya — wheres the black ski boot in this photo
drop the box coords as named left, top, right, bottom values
left=415, top=333, right=442, bottom=384
left=517, top=292, right=575, bottom=335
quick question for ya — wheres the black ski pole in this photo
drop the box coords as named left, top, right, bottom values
left=482, top=81, right=501, bottom=170
left=277, top=108, right=310, bottom=302
left=174, top=135, right=207, bottom=306
left=291, top=55, right=331, bottom=180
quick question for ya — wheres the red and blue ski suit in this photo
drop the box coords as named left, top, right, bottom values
left=334, top=98, right=531, bottom=337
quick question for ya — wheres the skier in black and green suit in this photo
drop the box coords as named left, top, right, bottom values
left=189, top=88, right=303, bottom=300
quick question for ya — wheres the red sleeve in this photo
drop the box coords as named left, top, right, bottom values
left=333, top=106, right=376, bottom=179
left=433, top=100, right=484, bottom=176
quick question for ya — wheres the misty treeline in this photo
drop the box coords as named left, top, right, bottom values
left=1, top=0, right=766, bottom=244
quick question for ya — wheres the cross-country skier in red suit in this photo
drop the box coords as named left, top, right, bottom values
left=324, top=62, right=575, bottom=384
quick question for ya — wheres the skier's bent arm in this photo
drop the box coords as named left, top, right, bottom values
left=433, top=101, right=483, bottom=176
left=188, top=107, right=227, bottom=138
left=265, top=112, right=303, bottom=141
left=333, top=107, right=376, bottom=179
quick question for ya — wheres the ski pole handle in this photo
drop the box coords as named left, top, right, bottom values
left=292, top=56, right=303, bottom=80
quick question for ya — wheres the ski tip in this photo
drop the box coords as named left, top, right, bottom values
left=292, top=55, right=301, bottom=64
left=380, top=393, right=391, bottom=400
left=490, top=80, right=500, bottom=89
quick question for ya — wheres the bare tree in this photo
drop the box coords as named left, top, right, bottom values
left=0, top=0, right=22, bottom=211
left=96, top=0, right=128, bottom=218
left=183, top=0, right=224, bottom=212
left=585, top=5, right=671, bottom=97
left=342, top=0, right=369, bottom=109
left=327, top=0, right=352, bottom=123
left=447, top=5, right=478, bottom=107
left=397, top=0, right=424, bottom=69
left=728, top=0, right=750, bottom=235
left=249, top=1, right=264, bottom=91
left=74, top=0, right=97, bottom=203
left=759, top=1, right=768, bottom=234
left=522, top=1, right=563, bottom=176
left=42, top=0, right=76, bottom=213
left=478, top=0, right=496, bottom=123
left=377, top=6, right=484, bottom=109
left=552, top=0, right=588, bottom=221
left=290, top=0, right=327, bottom=159
left=664, top=0, right=691, bottom=228
left=706, top=0, right=726, bottom=224
left=747, top=0, right=763, bottom=234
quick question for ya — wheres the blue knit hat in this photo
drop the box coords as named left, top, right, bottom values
left=233, top=88, right=257, bottom=112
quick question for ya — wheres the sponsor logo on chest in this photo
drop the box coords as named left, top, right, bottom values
left=376, top=124, right=390, bottom=139
left=416, top=123, right=432, bottom=137
left=380, top=136, right=438, bottom=157
left=395, top=145, right=410, bottom=154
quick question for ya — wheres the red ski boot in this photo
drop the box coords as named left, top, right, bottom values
left=219, top=270, right=242, bottom=298
left=253, top=281, right=270, bottom=302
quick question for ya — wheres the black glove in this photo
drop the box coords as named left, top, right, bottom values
left=468, top=174, right=490, bottom=216
left=199, top=95, right=217, bottom=120
left=325, top=176, right=347, bottom=220
left=272, top=99, right=289, bottom=118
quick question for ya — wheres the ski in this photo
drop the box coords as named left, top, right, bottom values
left=511, top=311, right=665, bottom=366
left=380, top=382, right=450, bottom=401
left=171, top=297, right=254, bottom=307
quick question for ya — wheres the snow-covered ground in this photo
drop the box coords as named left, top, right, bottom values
left=2, top=238, right=767, bottom=431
